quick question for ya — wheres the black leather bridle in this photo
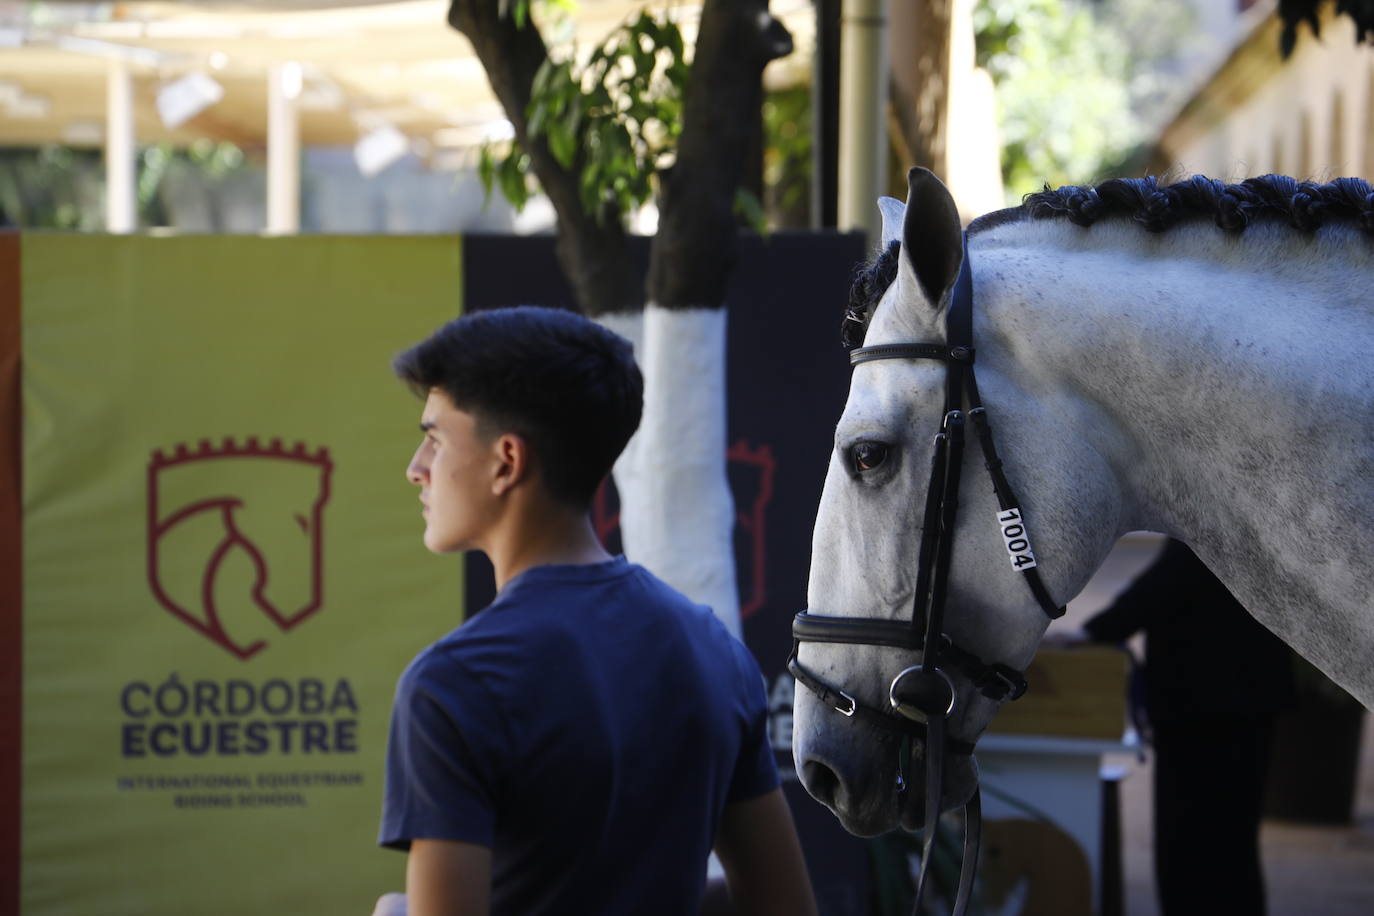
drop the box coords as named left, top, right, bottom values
left=789, top=234, right=1065, bottom=915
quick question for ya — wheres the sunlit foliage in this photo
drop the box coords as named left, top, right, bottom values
left=975, top=0, right=1198, bottom=202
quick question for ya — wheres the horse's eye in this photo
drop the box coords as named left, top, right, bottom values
left=852, top=441, right=888, bottom=472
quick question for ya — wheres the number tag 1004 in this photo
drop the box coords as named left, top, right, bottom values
left=997, top=508, right=1037, bottom=571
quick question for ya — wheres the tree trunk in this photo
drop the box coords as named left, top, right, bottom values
left=648, top=0, right=791, bottom=308
left=888, top=0, right=998, bottom=220
left=890, top=0, right=954, bottom=178
left=613, top=306, right=739, bottom=634
left=619, top=0, right=790, bottom=635
left=447, top=1, right=639, bottom=316
left=449, top=1, right=792, bottom=637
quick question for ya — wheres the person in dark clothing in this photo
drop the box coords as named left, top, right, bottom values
left=1080, top=538, right=1292, bottom=916
left=376, top=307, right=818, bottom=916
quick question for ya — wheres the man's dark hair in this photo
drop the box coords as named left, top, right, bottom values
left=393, top=306, right=643, bottom=508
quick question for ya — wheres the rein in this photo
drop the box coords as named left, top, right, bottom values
left=789, top=234, right=1065, bottom=915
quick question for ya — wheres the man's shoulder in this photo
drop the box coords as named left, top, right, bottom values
left=394, top=635, right=466, bottom=697
left=394, top=569, right=621, bottom=688
left=401, top=560, right=749, bottom=689
left=393, top=606, right=524, bottom=691
left=616, top=569, right=763, bottom=684
left=617, top=562, right=712, bottom=612
left=502, top=557, right=713, bottom=625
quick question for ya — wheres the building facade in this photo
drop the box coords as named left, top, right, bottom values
left=1151, top=1, right=1374, bottom=181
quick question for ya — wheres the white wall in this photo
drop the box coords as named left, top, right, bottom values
left=1163, top=15, right=1374, bottom=181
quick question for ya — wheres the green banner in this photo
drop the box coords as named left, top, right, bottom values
left=22, top=234, right=463, bottom=914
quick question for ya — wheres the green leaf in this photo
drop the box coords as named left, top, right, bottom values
left=579, top=162, right=600, bottom=213
left=566, top=94, right=584, bottom=138
left=512, top=6, right=692, bottom=230
left=547, top=118, right=576, bottom=168
left=629, top=17, right=654, bottom=73
left=734, top=187, right=768, bottom=235
left=477, top=145, right=496, bottom=197
left=588, top=85, right=612, bottom=110
left=531, top=58, right=555, bottom=99
left=543, top=62, right=573, bottom=118
left=662, top=20, right=684, bottom=59
left=498, top=152, right=529, bottom=212
left=587, top=44, right=608, bottom=74
left=606, top=122, right=632, bottom=157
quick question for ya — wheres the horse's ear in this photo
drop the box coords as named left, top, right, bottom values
left=878, top=196, right=905, bottom=247
left=900, top=167, right=963, bottom=311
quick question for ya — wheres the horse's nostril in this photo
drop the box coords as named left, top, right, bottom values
left=801, top=759, right=841, bottom=807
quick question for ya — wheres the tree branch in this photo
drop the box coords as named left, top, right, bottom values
left=648, top=0, right=792, bottom=309
left=447, top=0, right=639, bottom=315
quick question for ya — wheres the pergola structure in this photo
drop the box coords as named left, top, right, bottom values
left=0, top=1, right=820, bottom=232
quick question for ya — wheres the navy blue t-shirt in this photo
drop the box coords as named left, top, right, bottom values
left=379, top=556, right=778, bottom=916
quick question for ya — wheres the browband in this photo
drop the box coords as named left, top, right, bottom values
left=850, top=343, right=974, bottom=365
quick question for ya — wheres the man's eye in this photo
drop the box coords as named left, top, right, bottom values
left=852, top=442, right=888, bottom=472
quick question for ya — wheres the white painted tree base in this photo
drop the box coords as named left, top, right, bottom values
left=597, top=306, right=741, bottom=638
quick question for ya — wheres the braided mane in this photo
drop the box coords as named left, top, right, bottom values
left=985, top=174, right=1374, bottom=235
left=842, top=175, right=1374, bottom=347
left=841, top=240, right=899, bottom=348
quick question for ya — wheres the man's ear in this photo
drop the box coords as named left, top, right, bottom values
left=491, top=432, right=531, bottom=496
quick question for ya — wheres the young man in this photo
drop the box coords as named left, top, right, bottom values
left=377, top=307, right=816, bottom=916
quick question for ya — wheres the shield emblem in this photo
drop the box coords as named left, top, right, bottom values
left=146, top=437, right=332, bottom=660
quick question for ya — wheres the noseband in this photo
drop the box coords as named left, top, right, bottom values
left=789, top=234, right=1065, bottom=915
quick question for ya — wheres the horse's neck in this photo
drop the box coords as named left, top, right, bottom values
left=980, top=221, right=1374, bottom=703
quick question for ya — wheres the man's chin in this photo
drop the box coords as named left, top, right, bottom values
left=422, top=529, right=467, bottom=555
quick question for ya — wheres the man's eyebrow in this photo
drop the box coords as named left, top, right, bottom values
left=419, top=421, right=437, bottom=433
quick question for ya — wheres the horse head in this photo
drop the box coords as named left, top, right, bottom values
left=148, top=437, right=333, bottom=659
left=794, top=168, right=1121, bottom=836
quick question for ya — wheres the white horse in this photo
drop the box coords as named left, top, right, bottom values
left=794, top=167, right=1374, bottom=837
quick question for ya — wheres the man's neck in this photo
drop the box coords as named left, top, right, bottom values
left=486, top=509, right=613, bottom=591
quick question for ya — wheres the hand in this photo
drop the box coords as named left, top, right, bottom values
left=372, top=892, right=407, bottom=916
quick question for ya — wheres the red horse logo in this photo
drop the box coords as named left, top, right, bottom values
left=725, top=441, right=775, bottom=621
left=592, top=440, right=776, bottom=620
left=147, top=438, right=332, bottom=660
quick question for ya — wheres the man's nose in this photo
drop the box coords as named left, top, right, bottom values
left=406, top=449, right=427, bottom=485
